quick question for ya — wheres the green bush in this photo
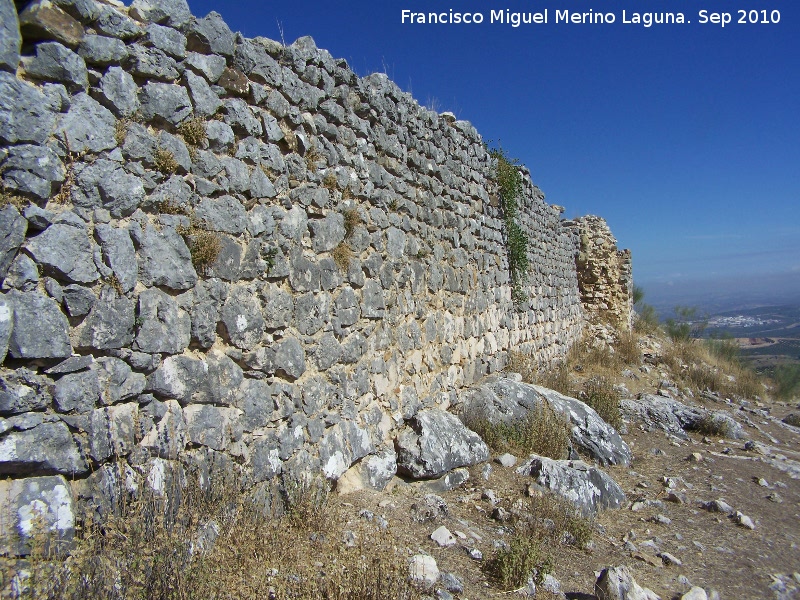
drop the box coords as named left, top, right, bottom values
left=462, top=403, right=570, bottom=460
left=490, top=147, right=529, bottom=304
left=690, top=412, right=733, bottom=437
left=484, top=534, right=551, bottom=590
left=665, top=306, right=707, bottom=342
left=634, top=303, right=660, bottom=334
left=581, top=376, right=622, bottom=430
left=705, top=333, right=741, bottom=363
left=774, top=364, right=800, bottom=400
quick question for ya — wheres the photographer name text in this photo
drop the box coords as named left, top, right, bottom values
left=400, top=9, right=782, bottom=27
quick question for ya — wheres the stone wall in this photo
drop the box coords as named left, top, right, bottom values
left=0, top=0, right=624, bottom=549
left=565, top=215, right=633, bottom=331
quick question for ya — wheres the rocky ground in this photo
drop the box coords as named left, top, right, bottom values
left=4, top=331, right=799, bottom=600
left=317, top=336, right=800, bottom=600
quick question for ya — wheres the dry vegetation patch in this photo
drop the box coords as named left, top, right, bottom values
left=1, top=473, right=422, bottom=600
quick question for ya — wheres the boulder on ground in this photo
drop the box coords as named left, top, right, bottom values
left=395, top=408, right=489, bottom=479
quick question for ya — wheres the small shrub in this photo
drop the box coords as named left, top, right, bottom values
left=462, top=402, right=570, bottom=460
left=0, top=189, right=28, bottom=211
left=104, top=274, right=124, bottom=296
left=690, top=412, right=732, bottom=437
left=114, top=118, right=129, bottom=147
left=304, top=144, right=322, bottom=172
left=282, top=474, right=331, bottom=530
left=686, top=363, right=725, bottom=393
left=332, top=242, right=353, bottom=272
left=634, top=303, right=660, bottom=333
left=663, top=339, right=763, bottom=399
left=158, top=198, right=185, bottom=215
left=526, top=493, right=594, bottom=550
left=665, top=306, right=707, bottom=342
left=484, top=534, right=552, bottom=590
left=535, top=362, right=572, bottom=397
left=322, top=171, right=338, bottom=190
left=632, top=284, right=645, bottom=305
left=705, top=334, right=741, bottom=363
left=154, top=147, right=179, bottom=175
left=507, top=349, right=536, bottom=382
left=189, top=231, right=222, bottom=271
left=774, top=364, right=800, bottom=400
left=342, top=207, right=362, bottom=238
left=581, top=376, right=622, bottom=430
left=178, top=117, right=207, bottom=147
left=616, top=330, right=641, bottom=365
left=490, top=146, right=529, bottom=304
left=782, top=413, right=800, bottom=427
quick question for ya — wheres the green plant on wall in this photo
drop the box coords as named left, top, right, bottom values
left=490, top=146, right=530, bottom=305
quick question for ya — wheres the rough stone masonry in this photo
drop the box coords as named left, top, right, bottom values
left=0, top=0, right=631, bottom=552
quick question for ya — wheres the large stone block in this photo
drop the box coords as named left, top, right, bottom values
left=0, top=421, right=87, bottom=477
left=23, top=41, right=87, bottom=90
left=0, top=0, right=21, bottom=72
left=0, top=206, right=28, bottom=279
left=183, top=404, right=242, bottom=451
left=0, top=475, right=75, bottom=556
left=1, top=144, right=65, bottom=201
left=516, top=456, right=625, bottom=516
left=129, top=0, right=192, bottom=28
left=131, top=221, right=197, bottom=290
left=221, top=285, right=265, bottom=351
left=78, top=288, right=135, bottom=351
left=187, top=11, right=235, bottom=57
left=134, top=288, right=191, bottom=355
left=18, top=1, right=84, bottom=48
left=0, top=368, right=52, bottom=416
left=395, top=409, right=489, bottom=479
left=57, top=92, right=116, bottom=153
left=0, top=72, right=57, bottom=145
left=89, top=403, right=139, bottom=461
left=7, top=291, right=71, bottom=359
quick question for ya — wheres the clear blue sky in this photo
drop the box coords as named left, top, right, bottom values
left=187, top=0, right=800, bottom=304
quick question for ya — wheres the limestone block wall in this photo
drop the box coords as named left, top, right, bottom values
left=0, top=0, right=599, bottom=545
left=564, top=215, right=633, bottom=331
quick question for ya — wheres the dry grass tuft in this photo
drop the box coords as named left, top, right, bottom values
left=114, top=118, right=129, bottom=147
left=342, top=207, right=362, bottom=238
left=662, top=340, right=763, bottom=400
left=462, top=402, right=570, bottom=461
left=0, top=470, right=422, bottom=600
left=304, top=144, right=322, bottom=172
left=154, top=147, right=179, bottom=175
left=689, top=412, right=733, bottom=437
left=158, top=198, right=186, bottom=215
left=332, top=242, right=353, bottom=272
left=178, top=117, right=207, bottom=147
left=0, top=189, right=28, bottom=212
left=483, top=493, right=592, bottom=591
left=188, top=231, right=222, bottom=272
left=322, top=171, right=338, bottom=191
left=580, top=376, right=622, bottom=430
left=615, top=329, right=641, bottom=365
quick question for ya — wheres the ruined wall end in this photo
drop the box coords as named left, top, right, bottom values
left=565, top=215, right=633, bottom=331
